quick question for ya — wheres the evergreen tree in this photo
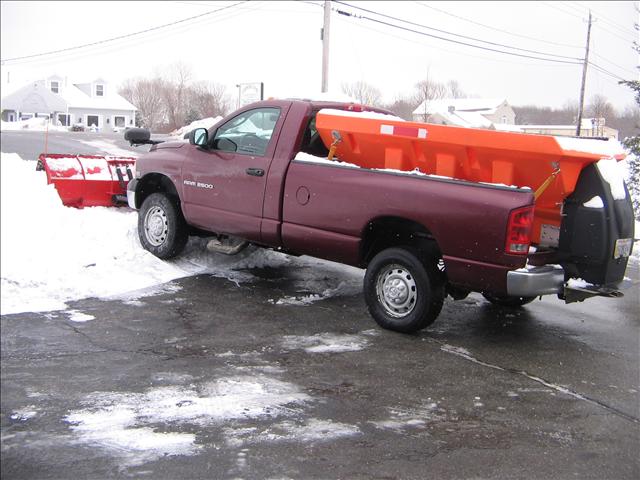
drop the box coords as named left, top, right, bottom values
left=618, top=79, right=639, bottom=219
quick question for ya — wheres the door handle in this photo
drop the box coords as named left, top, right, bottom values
left=246, top=168, right=265, bottom=177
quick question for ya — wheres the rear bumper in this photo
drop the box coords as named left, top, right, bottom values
left=127, top=179, right=138, bottom=210
left=507, top=265, right=565, bottom=297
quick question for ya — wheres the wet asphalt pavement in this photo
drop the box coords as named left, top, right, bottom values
left=1, top=130, right=639, bottom=479
left=1, top=261, right=639, bottom=480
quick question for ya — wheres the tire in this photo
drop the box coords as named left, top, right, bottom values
left=364, top=247, right=445, bottom=333
left=138, top=192, right=188, bottom=259
left=482, top=293, right=536, bottom=307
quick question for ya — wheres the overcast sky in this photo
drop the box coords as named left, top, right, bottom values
left=1, top=1, right=638, bottom=112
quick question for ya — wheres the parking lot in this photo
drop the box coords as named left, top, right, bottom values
left=1, top=131, right=639, bottom=479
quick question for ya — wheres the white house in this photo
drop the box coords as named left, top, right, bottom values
left=412, top=98, right=516, bottom=129
left=1, top=75, right=136, bottom=130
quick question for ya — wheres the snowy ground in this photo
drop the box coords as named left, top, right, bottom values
left=1, top=151, right=638, bottom=316
left=1, top=118, right=69, bottom=132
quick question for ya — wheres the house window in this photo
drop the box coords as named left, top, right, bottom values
left=501, top=115, right=508, bottom=124
left=95, top=84, right=104, bottom=97
left=114, top=116, right=126, bottom=127
left=50, top=81, right=59, bottom=94
left=87, top=115, right=99, bottom=128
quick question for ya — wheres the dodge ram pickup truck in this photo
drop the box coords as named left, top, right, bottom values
left=125, top=99, right=635, bottom=333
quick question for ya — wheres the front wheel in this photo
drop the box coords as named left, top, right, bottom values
left=138, top=193, right=188, bottom=259
left=482, top=293, right=536, bottom=307
left=364, top=247, right=445, bottom=333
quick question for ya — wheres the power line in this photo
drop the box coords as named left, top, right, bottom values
left=335, top=1, right=582, bottom=61
left=547, top=0, right=637, bottom=44
left=565, top=1, right=638, bottom=37
left=6, top=4, right=258, bottom=69
left=335, top=11, right=579, bottom=70
left=589, top=61, right=628, bottom=82
left=540, top=1, right=584, bottom=20
left=0, top=1, right=249, bottom=64
left=591, top=52, right=638, bottom=77
left=414, top=1, right=583, bottom=50
left=332, top=1, right=582, bottom=65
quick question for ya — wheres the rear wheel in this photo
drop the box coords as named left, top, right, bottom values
left=364, top=247, right=445, bottom=333
left=138, top=193, right=188, bottom=259
left=482, top=293, right=536, bottom=307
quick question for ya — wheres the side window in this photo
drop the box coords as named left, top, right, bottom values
left=300, top=114, right=329, bottom=157
left=213, top=107, right=280, bottom=156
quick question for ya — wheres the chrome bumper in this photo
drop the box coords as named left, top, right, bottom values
left=507, top=265, right=565, bottom=297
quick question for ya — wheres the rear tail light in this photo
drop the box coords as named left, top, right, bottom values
left=506, top=206, right=534, bottom=254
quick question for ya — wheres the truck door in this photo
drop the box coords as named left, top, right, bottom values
left=181, top=106, right=285, bottom=242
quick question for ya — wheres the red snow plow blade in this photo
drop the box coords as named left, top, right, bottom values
left=37, top=153, right=136, bottom=208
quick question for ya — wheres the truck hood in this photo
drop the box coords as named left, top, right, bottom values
left=150, top=140, right=186, bottom=151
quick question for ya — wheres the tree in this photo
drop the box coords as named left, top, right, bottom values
left=413, top=70, right=448, bottom=121
left=446, top=79, right=466, bottom=99
left=341, top=81, right=383, bottom=106
left=382, top=95, right=417, bottom=121
left=188, top=81, right=231, bottom=119
left=160, top=62, right=193, bottom=131
left=586, top=94, right=616, bottom=136
left=618, top=80, right=640, bottom=218
left=617, top=12, right=640, bottom=218
left=119, top=77, right=165, bottom=130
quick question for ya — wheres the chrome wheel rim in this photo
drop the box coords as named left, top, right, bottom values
left=144, top=206, right=168, bottom=246
left=376, top=264, right=418, bottom=318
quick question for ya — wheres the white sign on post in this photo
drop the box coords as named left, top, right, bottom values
left=237, top=82, right=264, bottom=108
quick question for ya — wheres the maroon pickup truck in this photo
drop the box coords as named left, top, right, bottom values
left=126, top=99, right=634, bottom=333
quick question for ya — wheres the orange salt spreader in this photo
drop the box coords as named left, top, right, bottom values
left=315, top=110, right=626, bottom=246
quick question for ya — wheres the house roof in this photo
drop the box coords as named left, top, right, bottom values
left=61, top=83, right=136, bottom=110
left=413, top=98, right=507, bottom=116
left=1, top=76, right=136, bottom=112
left=429, top=110, right=494, bottom=129
left=1, top=81, right=68, bottom=112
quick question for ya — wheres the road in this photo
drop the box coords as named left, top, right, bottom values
left=0, top=129, right=164, bottom=160
left=1, top=129, right=639, bottom=479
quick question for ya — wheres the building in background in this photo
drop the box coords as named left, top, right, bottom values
left=1, top=75, right=136, bottom=130
left=412, top=98, right=516, bottom=128
left=496, top=118, right=618, bottom=140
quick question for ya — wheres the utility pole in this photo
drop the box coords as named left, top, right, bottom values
left=321, top=0, right=331, bottom=93
left=576, top=11, right=592, bottom=137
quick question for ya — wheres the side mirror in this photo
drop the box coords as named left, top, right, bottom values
left=189, top=128, right=208, bottom=146
left=124, top=127, right=151, bottom=144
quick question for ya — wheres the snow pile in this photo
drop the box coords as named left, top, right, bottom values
left=225, top=418, right=361, bottom=447
left=170, top=116, right=223, bottom=139
left=596, top=158, right=627, bottom=200
left=583, top=196, right=604, bottom=209
left=0, top=154, right=188, bottom=314
left=281, top=331, right=377, bottom=353
left=65, top=374, right=312, bottom=466
left=0, top=118, right=68, bottom=132
left=554, top=136, right=626, bottom=158
left=0, top=153, right=364, bottom=315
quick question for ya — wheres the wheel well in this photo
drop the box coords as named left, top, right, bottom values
left=135, top=173, right=180, bottom=208
left=360, top=217, right=443, bottom=268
